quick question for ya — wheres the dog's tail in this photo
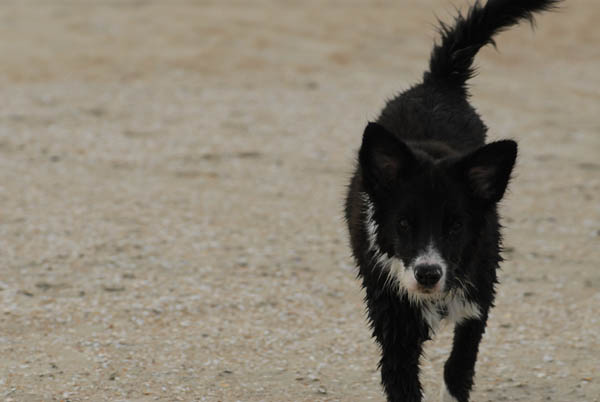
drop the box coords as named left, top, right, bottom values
left=423, top=0, right=560, bottom=94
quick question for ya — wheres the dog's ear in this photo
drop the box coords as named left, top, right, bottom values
left=457, top=140, right=517, bottom=203
left=359, top=122, right=415, bottom=191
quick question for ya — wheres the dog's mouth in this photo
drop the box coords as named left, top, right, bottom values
left=412, top=273, right=446, bottom=295
left=414, top=283, right=445, bottom=295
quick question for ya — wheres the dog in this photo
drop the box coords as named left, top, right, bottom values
left=344, top=1, right=560, bottom=401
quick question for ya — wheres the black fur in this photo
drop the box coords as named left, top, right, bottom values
left=425, top=0, right=561, bottom=94
left=344, top=1, right=559, bottom=401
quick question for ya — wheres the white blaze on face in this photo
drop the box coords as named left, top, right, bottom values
left=410, top=242, right=448, bottom=292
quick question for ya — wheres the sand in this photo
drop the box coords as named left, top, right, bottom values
left=0, top=0, right=598, bottom=401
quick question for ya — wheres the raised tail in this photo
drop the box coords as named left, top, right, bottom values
left=423, top=0, right=560, bottom=94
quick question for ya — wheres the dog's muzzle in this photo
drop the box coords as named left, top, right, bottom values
left=414, top=264, right=443, bottom=288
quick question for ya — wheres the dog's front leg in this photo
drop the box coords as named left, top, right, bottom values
left=442, top=316, right=488, bottom=402
left=378, top=333, right=425, bottom=402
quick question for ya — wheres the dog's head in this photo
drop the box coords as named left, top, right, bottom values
left=359, top=122, right=516, bottom=298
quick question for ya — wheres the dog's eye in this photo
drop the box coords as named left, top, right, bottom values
left=449, top=220, right=463, bottom=235
left=398, top=218, right=411, bottom=233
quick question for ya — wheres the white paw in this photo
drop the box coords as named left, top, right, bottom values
left=440, top=384, right=459, bottom=402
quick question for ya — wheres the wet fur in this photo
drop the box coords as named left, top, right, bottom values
left=344, top=1, right=560, bottom=401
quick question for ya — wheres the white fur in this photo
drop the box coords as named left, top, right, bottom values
left=414, top=289, right=482, bottom=332
left=361, top=193, right=482, bottom=333
left=420, top=301, right=444, bottom=332
left=446, top=291, right=482, bottom=324
left=441, top=384, right=459, bottom=402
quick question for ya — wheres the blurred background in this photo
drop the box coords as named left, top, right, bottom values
left=0, top=0, right=598, bottom=401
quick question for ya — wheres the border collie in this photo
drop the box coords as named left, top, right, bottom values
left=344, top=1, right=560, bottom=401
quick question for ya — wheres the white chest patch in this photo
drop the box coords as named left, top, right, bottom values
left=445, top=292, right=483, bottom=324
left=420, top=290, right=482, bottom=333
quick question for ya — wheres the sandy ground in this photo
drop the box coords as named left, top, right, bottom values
left=0, top=0, right=598, bottom=401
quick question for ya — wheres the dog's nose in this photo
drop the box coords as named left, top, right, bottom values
left=414, top=264, right=443, bottom=287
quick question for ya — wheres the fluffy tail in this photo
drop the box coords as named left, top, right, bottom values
left=423, top=0, right=560, bottom=94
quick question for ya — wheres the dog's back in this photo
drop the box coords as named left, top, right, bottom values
left=376, top=0, right=560, bottom=152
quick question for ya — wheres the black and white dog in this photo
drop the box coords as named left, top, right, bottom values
left=345, top=1, right=560, bottom=401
